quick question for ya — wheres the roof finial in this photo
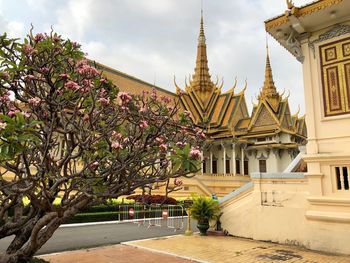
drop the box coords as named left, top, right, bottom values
left=286, top=0, right=294, bottom=10
left=199, top=3, right=205, bottom=44
left=259, top=36, right=280, bottom=112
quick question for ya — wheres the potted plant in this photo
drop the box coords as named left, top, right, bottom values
left=190, top=195, right=221, bottom=236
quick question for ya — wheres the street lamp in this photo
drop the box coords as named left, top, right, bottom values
left=184, top=199, right=193, bottom=236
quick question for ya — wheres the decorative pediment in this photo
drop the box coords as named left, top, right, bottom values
left=309, top=24, right=350, bottom=57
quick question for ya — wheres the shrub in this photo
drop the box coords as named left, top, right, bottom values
left=126, top=194, right=177, bottom=205
left=64, top=212, right=119, bottom=224
left=190, top=196, right=220, bottom=224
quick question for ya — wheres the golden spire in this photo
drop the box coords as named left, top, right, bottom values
left=262, top=43, right=278, bottom=96
left=190, top=9, right=215, bottom=106
left=259, top=41, right=281, bottom=112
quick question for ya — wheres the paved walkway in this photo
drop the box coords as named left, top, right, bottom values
left=40, top=244, right=191, bottom=263
left=40, top=234, right=350, bottom=263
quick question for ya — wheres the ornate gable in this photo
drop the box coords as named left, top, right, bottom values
left=175, top=11, right=248, bottom=138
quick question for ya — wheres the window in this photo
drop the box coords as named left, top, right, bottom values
left=212, top=160, right=217, bottom=174
left=259, top=160, right=267, bottom=173
left=257, top=137, right=265, bottom=142
left=244, top=160, right=249, bottom=175
left=202, top=160, right=206, bottom=173
left=236, top=159, right=240, bottom=174
left=335, top=166, right=349, bottom=190
left=319, top=37, right=350, bottom=117
left=225, top=159, right=230, bottom=174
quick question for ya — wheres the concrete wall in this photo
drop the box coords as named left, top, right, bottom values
left=220, top=173, right=350, bottom=254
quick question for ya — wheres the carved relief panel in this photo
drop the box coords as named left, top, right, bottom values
left=319, top=36, right=350, bottom=117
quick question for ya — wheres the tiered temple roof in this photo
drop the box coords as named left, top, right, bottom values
left=93, top=10, right=307, bottom=143
left=175, top=11, right=307, bottom=141
left=240, top=46, right=307, bottom=140
left=175, top=12, right=249, bottom=139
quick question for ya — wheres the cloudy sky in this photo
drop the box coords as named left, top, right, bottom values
left=0, top=0, right=311, bottom=114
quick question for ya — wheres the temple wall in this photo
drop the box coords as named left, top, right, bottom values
left=302, top=25, right=350, bottom=158
left=220, top=173, right=350, bottom=254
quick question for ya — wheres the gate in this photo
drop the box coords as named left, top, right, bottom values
left=118, top=204, right=185, bottom=231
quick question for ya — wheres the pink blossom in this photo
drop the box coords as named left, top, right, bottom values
left=159, top=144, right=168, bottom=152
left=0, top=72, right=10, bottom=80
left=139, top=106, right=148, bottom=113
left=77, top=64, right=99, bottom=78
left=53, top=35, right=61, bottom=42
left=112, top=142, right=122, bottom=151
left=183, top=111, right=192, bottom=118
left=23, top=44, right=35, bottom=55
left=117, top=92, right=132, bottom=105
left=161, top=96, right=171, bottom=103
left=112, top=131, right=123, bottom=140
left=123, top=137, right=130, bottom=144
left=23, top=112, right=31, bottom=118
left=195, top=127, right=206, bottom=139
left=167, top=106, right=174, bottom=112
left=65, top=81, right=81, bottom=91
left=34, top=33, right=45, bottom=42
left=139, top=120, right=149, bottom=130
left=28, top=97, right=41, bottom=107
left=0, top=92, right=10, bottom=103
left=72, top=42, right=79, bottom=49
left=8, top=109, right=20, bottom=117
left=177, top=89, right=186, bottom=97
left=155, top=137, right=164, bottom=144
left=89, top=161, right=99, bottom=170
left=40, top=67, right=49, bottom=74
left=151, top=89, right=157, bottom=100
left=24, top=75, right=35, bottom=82
left=80, top=79, right=92, bottom=93
left=100, top=78, right=108, bottom=84
left=56, top=89, right=64, bottom=96
left=99, top=97, right=110, bottom=106
left=176, top=142, right=186, bottom=148
left=174, top=178, right=183, bottom=186
left=59, top=73, right=69, bottom=79
left=99, top=88, right=107, bottom=97
left=197, top=132, right=206, bottom=139
left=189, top=147, right=201, bottom=160
left=83, top=114, right=90, bottom=122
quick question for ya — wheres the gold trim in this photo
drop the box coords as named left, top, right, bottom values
left=265, top=0, right=343, bottom=30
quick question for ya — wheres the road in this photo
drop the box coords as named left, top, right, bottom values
left=0, top=219, right=197, bottom=255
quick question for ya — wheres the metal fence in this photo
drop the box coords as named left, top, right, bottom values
left=118, top=204, right=185, bottom=231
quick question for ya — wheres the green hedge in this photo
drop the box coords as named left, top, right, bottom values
left=80, top=204, right=117, bottom=213
left=64, top=211, right=119, bottom=224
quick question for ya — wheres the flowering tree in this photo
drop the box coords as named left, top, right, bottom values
left=0, top=30, right=204, bottom=263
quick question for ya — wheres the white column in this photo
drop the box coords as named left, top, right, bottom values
left=222, top=143, right=226, bottom=174
left=241, top=146, right=245, bottom=175
left=209, top=151, right=213, bottom=174
left=232, top=143, right=236, bottom=176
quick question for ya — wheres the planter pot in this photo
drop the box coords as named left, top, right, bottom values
left=197, top=219, right=209, bottom=236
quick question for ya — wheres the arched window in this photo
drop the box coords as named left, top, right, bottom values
left=259, top=160, right=267, bottom=173
left=244, top=160, right=249, bottom=175
left=236, top=159, right=240, bottom=174
left=212, top=159, right=218, bottom=174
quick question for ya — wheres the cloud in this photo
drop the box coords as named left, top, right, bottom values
left=0, top=0, right=313, bottom=114
left=0, top=15, right=25, bottom=38
left=55, top=0, right=94, bottom=41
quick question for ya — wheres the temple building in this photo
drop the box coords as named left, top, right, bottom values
left=91, top=10, right=307, bottom=197
left=221, top=0, right=350, bottom=255
left=175, top=12, right=307, bottom=179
